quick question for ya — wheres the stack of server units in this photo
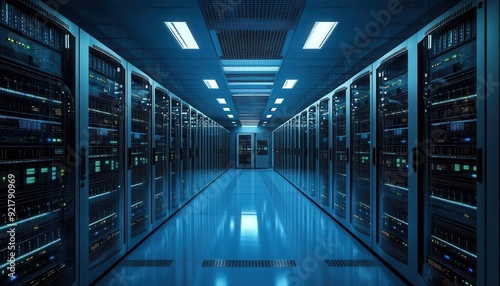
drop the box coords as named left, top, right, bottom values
left=0, top=1, right=77, bottom=285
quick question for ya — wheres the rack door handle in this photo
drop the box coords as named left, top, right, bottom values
left=80, top=148, right=86, bottom=182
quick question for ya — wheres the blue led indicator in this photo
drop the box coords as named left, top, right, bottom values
left=468, top=268, right=474, bottom=273
left=444, top=255, right=450, bottom=260
left=465, top=137, right=471, bottom=142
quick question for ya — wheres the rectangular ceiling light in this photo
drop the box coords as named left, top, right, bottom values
left=303, top=22, right=338, bottom=49
left=223, top=107, right=230, bottom=111
left=227, top=114, right=234, bottom=118
left=274, top=98, right=284, bottom=104
left=203, top=79, right=219, bottom=89
left=271, top=107, right=277, bottom=112
left=164, top=22, right=199, bottom=49
left=282, top=79, right=298, bottom=89
left=266, top=114, right=273, bottom=118
left=216, top=98, right=227, bottom=104
left=223, top=66, right=280, bottom=72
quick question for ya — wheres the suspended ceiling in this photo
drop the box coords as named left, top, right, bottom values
left=53, top=0, right=461, bottom=129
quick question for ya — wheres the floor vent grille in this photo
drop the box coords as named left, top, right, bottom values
left=202, top=259, right=296, bottom=268
left=324, top=259, right=378, bottom=267
left=122, top=259, right=174, bottom=267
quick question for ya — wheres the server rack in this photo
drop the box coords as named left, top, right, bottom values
left=299, top=111, right=307, bottom=190
left=375, top=49, right=410, bottom=265
left=319, top=97, right=331, bottom=207
left=181, top=102, right=190, bottom=203
left=78, top=30, right=127, bottom=285
left=419, top=5, right=479, bottom=285
left=332, top=87, right=348, bottom=219
left=190, top=109, right=198, bottom=195
left=0, top=1, right=78, bottom=284
left=350, top=69, right=373, bottom=240
left=153, top=85, right=169, bottom=226
left=196, top=113, right=204, bottom=192
left=308, top=105, right=317, bottom=199
left=127, top=66, right=152, bottom=246
left=169, top=97, right=181, bottom=211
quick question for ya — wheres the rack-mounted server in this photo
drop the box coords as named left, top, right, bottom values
left=0, top=1, right=76, bottom=285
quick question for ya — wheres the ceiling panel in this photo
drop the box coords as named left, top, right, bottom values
left=55, top=0, right=462, bottom=128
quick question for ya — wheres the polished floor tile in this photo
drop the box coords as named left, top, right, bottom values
left=96, top=169, right=405, bottom=286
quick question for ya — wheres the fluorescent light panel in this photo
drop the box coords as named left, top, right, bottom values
left=274, top=98, right=284, bottom=104
left=223, top=66, right=280, bottom=72
left=203, top=79, right=219, bottom=89
left=283, top=79, right=298, bottom=89
left=164, top=22, right=199, bottom=49
left=271, top=107, right=277, bottom=112
left=216, top=98, right=227, bottom=104
left=227, top=114, right=234, bottom=118
left=266, top=114, right=272, bottom=118
left=303, top=22, right=338, bottom=49
left=223, top=107, right=230, bottom=111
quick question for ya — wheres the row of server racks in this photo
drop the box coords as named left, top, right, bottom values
left=273, top=1, right=498, bottom=286
left=0, top=1, right=231, bottom=285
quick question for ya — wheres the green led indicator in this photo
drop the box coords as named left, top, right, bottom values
left=95, top=166, right=101, bottom=173
left=26, top=177, right=36, bottom=184
left=473, top=166, right=477, bottom=171
left=95, top=161, right=101, bottom=166
left=26, top=168, right=36, bottom=175
left=396, top=158, right=401, bottom=163
left=455, top=164, right=461, bottom=171
left=105, top=160, right=110, bottom=164
left=463, top=165, right=469, bottom=170
left=41, top=168, right=48, bottom=173
left=2, top=177, right=6, bottom=182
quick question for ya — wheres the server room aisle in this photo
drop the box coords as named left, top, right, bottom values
left=95, top=169, right=405, bottom=286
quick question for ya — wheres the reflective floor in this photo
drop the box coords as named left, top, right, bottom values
left=96, top=169, right=405, bottom=286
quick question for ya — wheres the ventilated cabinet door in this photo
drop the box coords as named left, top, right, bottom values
left=350, top=74, right=372, bottom=236
left=333, top=89, right=348, bottom=218
left=420, top=8, right=478, bottom=285
left=376, top=51, right=409, bottom=263
left=154, top=88, right=169, bottom=222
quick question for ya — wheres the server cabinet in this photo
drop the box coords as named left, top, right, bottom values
left=299, top=112, right=308, bottom=190
left=376, top=49, right=410, bottom=264
left=170, top=98, right=181, bottom=211
left=350, top=71, right=372, bottom=238
left=319, top=98, right=331, bottom=207
left=190, top=109, right=198, bottom=195
left=293, top=116, right=300, bottom=186
left=202, top=116, right=209, bottom=187
left=333, top=88, right=348, bottom=218
left=308, top=105, right=317, bottom=199
left=78, top=30, right=126, bottom=284
left=0, top=1, right=77, bottom=284
left=196, top=113, right=204, bottom=191
left=237, top=134, right=254, bottom=168
left=127, top=68, right=152, bottom=244
left=419, top=6, right=478, bottom=285
left=153, top=86, right=169, bottom=225
left=181, top=103, right=190, bottom=203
